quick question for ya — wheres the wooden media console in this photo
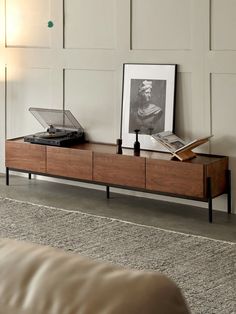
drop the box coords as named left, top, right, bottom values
left=5, top=138, right=231, bottom=223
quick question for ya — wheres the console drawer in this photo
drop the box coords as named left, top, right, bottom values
left=5, top=141, right=46, bottom=173
left=146, top=159, right=204, bottom=198
left=47, top=147, right=92, bottom=180
left=93, top=152, right=145, bottom=188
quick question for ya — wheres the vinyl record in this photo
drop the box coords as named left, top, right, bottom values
left=34, top=131, right=68, bottom=139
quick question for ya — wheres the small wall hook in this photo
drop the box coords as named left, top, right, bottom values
left=48, top=21, right=54, bottom=28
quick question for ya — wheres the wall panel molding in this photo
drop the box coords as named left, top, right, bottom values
left=131, top=0, right=191, bottom=51
left=210, top=0, right=236, bottom=51
left=6, top=67, right=54, bottom=138
left=64, top=0, right=116, bottom=50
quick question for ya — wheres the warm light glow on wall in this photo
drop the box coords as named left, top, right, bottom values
left=0, top=0, right=5, bottom=46
left=5, top=0, right=51, bottom=48
left=5, top=3, right=23, bottom=46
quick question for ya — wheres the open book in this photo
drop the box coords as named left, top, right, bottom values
left=152, top=131, right=213, bottom=161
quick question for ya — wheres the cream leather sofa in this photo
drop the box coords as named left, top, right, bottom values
left=0, top=238, right=190, bottom=314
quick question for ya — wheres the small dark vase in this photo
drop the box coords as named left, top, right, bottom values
left=133, top=129, right=140, bottom=156
left=116, top=138, right=123, bottom=154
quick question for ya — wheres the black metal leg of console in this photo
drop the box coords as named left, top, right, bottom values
left=6, top=167, right=9, bottom=186
left=207, top=177, right=213, bottom=223
left=106, top=186, right=110, bottom=199
left=226, top=169, right=231, bottom=214
left=28, top=173, right=31, bottom=180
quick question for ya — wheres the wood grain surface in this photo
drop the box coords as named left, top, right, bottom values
left=146, top=159, right=204, bottom=198
left=93, top=152, right=145, bottom=188
left=47, top=146, right=92, bottom=180
left=205, top=157, right=228, bottom=197
left=5, top=138, right=229, bottom=202
left=5, top=141, right=46, bottom=173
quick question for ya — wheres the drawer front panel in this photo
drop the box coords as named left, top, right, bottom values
left=47, top=147, right=92, bottom=180
left=5, top=142, right=46, bottom=173
left=93, top=153, right=145, bottom=188
left=146, top=159, right=204, bottom=198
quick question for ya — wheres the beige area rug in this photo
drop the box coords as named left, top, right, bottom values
left=0, top=197, right=235, bottom=314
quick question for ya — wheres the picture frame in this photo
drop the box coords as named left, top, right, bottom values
left=121, top=63, right=176, bottom=151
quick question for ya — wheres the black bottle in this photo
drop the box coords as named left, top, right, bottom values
left=134, top=129, right=140, bottom=156
left=116, top=138, right=123, bottom=154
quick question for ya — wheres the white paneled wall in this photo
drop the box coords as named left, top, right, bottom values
left=211, top=0, right=236, bottom=50
left=132, top=0, right=191, bottom=50
left=0, top=0, right=236, bottom=213
left=174, top=72, right=193, bottom=140
left=64, top=0, right=116, bottom=49
left=6, top=67, right=54, bottom=138
left=0, top=67, right=5, bottom=172
left=211, top=74, right=236, bottom=156
left=65, top=69, right=116, bottom=142
left=5, top=0, right=51, bottom=48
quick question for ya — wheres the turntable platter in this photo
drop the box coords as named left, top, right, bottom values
left=34, top=131, right=68, bottom=139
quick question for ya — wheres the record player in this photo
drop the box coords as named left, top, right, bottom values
left=24, top=107, right=85, bottom=147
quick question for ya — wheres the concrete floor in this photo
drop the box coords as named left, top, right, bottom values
left=0, top=173, right=235, bottom=242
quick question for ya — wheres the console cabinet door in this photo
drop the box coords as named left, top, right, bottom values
left=93, top=153, right=145, bottom=188
left=5, top=141, right=46, bottom=172
left=47, top=147, right=92, bottom=180
left=146, top=159, right=204, bottom=198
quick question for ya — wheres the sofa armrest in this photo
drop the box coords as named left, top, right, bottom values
left=0, top=238, right=190, bottom=314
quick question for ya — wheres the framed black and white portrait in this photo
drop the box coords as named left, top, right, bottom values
left=121, top=63, right=176, bottom=151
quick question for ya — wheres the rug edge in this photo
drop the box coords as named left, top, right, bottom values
left=1, top=196, right=235, bottom=245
